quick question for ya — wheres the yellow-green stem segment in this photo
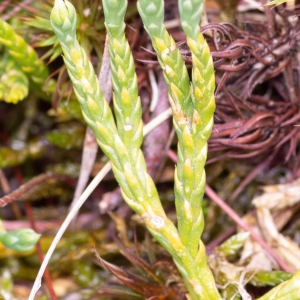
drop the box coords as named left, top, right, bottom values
left=50, top=1, right=219, bottom=299
left=0, top=19, right=49, bottom=88
left=138, top=0, right=220, bottom=299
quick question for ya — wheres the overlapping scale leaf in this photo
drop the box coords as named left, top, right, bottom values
left=137, top=0, right=221, bottom=299
left=0, top=19, right=49, bottom=87
left=217, top=232, right=250, bottom=257
left=103, top=0, right=143, bottom=167
left=0, top=54, right=29, bottom=104
left=0, top=228, right=40, bottom=253
left=50, top=2, right=195, bottom=281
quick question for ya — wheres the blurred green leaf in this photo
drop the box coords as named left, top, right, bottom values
left=0, top=229, right=40, bottom=253
left=250, top=271, right=293, bottom=287
left=34, top=35, right=58, bottom=47
left=217, top=232, right=250, bottom=256
left=46, top=125, right=85, bottom=150
left=0, top=269, right=14, bottom=300
left=23, top=17, right=53, bottom=31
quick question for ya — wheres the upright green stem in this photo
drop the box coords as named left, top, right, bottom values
left=103, top=0, right=145, bottom=197
left=138, top=0, right=220, bottom=299
left=51, top=3, right=195, bottom=299
left=51, top=0, right=220, bottom=298
left=178, top=1, right=218, bottom=296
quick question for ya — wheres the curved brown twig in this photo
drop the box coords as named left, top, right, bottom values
left=0, top=173, right=76, bottom=207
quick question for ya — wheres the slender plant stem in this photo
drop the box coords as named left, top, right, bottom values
left=28, top=162, right=112, bottom=300
left=138, top=0, right=220, bottom=298
left=50, top=2, right=209, bottom=298
left=69, top=33, right=112, bottom=226
left=28, top=107, right=173, bottom=300
left=13, top=167, right=58, bottom=300
left=24, top=201, right=58, bottom=300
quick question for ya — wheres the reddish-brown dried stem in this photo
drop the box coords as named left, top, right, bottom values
left=14, top=167, right=58, bottom=300
left=0, top=173, right=76, bottom=207
left=24, top=201, right=58, bottom=300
